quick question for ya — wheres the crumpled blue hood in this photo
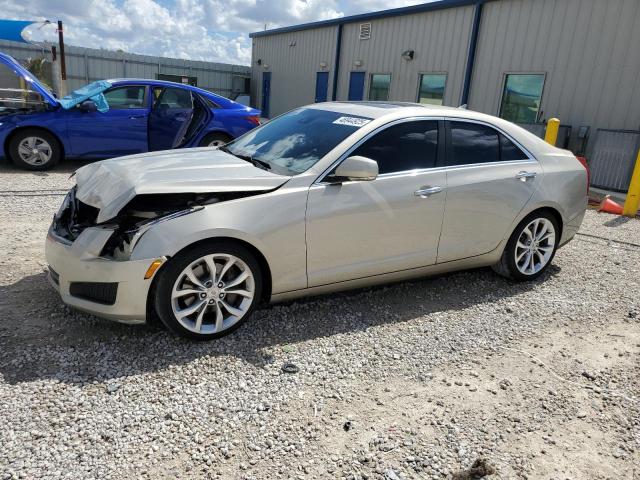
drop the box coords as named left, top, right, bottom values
left=58, top=80, right=111, bottom=112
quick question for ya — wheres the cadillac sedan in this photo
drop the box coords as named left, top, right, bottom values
left=46, top=102, right=588, bottom=339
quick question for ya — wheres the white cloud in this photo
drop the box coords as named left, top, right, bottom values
left=0, top=0, right=425, bottom=65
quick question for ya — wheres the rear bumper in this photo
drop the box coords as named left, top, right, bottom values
left=45, top=225, right=158, bottom=324
left=559, top=207, right=586, bottom=248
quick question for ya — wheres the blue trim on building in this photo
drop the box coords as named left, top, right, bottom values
left=331, top=24, right=343, bottom=101
left=460, top=1, right=484, bottom=106
left=249, top=0, right=486, bottom=38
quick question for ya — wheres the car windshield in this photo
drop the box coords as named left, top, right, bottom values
left=224, top=108, right=372, bottom=175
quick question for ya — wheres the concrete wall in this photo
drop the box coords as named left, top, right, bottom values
left=469, top=0, right=640, bottom=153
left=0, top=40, right=251, bottom=97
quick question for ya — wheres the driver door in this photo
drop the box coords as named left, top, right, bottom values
left=305, top=120, right=447, bottom=287
left=65, top=85, right=149, bottom=157
left=148, top=87, right=194, bottom=151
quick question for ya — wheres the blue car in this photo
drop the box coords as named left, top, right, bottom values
left=0, top=52, right=260, bottom=170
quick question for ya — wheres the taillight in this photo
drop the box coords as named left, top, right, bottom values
left=245, top=116, right=260, bottom=126
left=576, top=156, right=590, bottom=191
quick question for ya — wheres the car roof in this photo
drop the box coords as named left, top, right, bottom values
left=305, top=101, right=461, bottom=119
left=106, top=78, right=233, bottom=103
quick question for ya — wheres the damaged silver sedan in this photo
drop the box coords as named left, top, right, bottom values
left=46, top=102, right=588, bottom=339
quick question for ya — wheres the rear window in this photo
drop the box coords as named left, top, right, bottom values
left=226, top=108, right=372, bottom=175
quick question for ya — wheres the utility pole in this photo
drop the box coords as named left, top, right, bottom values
left=56, top=20, right=67, bottom=96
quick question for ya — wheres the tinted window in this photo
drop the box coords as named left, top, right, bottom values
left=449, top=121, right=499, bottom=165
left=418, top=74, right=446, bottom=105
left=352, top=121, right=438, bottom=174
left=153, top=87, right=192, bottom=109
left=103, top=86, right=145, bottom=109
left=500, top=133, right=528, bottom=161
left=499, top=74, right=545, bottom=123
left=369, top=74, right=391, bottom=101
left=226, top=108, right=371, bottom=175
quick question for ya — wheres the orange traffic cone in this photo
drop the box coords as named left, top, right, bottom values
left=598, top=195, right=624, bottom=215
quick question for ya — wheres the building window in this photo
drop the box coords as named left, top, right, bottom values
left=499, top=74, right=545, bottom=123
left=369, top=74, right=391, bottom=101
left=417, top=73, right=447, bottom=105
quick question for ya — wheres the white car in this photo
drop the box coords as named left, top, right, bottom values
left=46, top=102, right=588, bottom=339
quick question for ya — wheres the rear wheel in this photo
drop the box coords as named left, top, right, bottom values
left=199, top=132, right=232, bottom=148
left=155, top=241, right=262, bottom=340
left=492, top=211, right=559, bottom=281
left=9, top=129, right=61, bottom=170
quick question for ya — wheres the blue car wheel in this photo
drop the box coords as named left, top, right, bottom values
left=9, top=129, right=61, bottom=171
left=199, top=132, right=232, bottom=148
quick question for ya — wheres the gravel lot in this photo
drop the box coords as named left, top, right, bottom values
left=0, top=159, right=638, bottom=479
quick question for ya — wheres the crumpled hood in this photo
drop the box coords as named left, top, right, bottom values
left=75, top=147, right=290, bottom=223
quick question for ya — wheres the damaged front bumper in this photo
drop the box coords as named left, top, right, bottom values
left=45, top=224, right=160, bottom=325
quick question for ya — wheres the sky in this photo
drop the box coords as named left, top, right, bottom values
left=1, top=0, right=427, bottom=65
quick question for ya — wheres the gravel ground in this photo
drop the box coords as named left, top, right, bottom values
left=0, top=159, right=639, bottom=479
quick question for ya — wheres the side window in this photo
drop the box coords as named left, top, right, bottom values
left=351, top=120, right=438, bottom=174
left=102, top=86, right=146, bottom=109
left=449, top=121, right=500, bottom=165
left=153, top=87, right=193, bottom=110
left=500, top=133, right=529, bottom=161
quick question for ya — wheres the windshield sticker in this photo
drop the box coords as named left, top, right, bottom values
left=332, top=116, right=372, bottom=127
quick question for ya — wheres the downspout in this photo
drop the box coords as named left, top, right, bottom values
left=460, top=1, right=484, bottom=106
left=331, top=23, right=343, bottom=101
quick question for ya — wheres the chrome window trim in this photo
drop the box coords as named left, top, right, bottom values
left=314, top=115, right=539, bottom=186
left=314, top=115, right=442, bottom=185
left=444, top=116, right=538, bottom=163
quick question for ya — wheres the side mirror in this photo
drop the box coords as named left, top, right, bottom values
left=332, top=156, right=378, bottom=182
left=79, top=100, right=97, bottom=113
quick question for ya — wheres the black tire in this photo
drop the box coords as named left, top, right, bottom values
left=199, top=132, right=232, bottom=148
left=154, top=241, right=263, bottom=340
left=492, top=211, right=560, bottom=281
left=8, top=128, right=61, bottom=171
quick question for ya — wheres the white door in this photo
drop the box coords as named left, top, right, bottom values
left=306, top=120, right=447, bottom=287
left=437, top=120, right=542, bottom=263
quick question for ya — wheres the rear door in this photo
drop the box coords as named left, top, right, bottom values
left=65, top=84, right=148, bottom=157
left=148, top=86, right=194, bottom=151
left=436, top=119, right=542, bottom=263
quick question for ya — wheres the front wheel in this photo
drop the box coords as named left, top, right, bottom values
left=8, top=129, right=61, bottom=170
left=154, top=242, right=263, bottom=340
left=492, top=212, right=559, bottom=281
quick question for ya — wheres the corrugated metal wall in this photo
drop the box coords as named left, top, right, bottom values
left=337, top=5, right=475, bottom=105
left=251, top=26, right=337, bottom=117
left=0, top=40, right=251, bottom=97
left=469, top=0, right=640, bottom=153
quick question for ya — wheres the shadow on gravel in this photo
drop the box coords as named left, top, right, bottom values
left=0, top=265, right=560, bottom=385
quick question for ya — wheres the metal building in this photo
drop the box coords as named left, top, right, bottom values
left=250, top=0, right=640, bottom=185
left=0, top=39, right=251, bottom=97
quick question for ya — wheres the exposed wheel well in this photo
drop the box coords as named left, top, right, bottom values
left=4, top=126, right=65, bottom=160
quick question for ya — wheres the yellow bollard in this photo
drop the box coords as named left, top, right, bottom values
left=623, top=149, right=640, bottom=217
left=544, top=118, right=560, bottom=146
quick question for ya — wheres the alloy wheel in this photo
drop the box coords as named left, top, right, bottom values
left=209, top=139, right=227, bottom=147
left=17, top=136, right=52, bottom=166
left=171, top=254, right=255, bottom=334
left=514, top=218, right=556, bottom=275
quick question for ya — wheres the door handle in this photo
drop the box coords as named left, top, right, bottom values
left=129, top=115, right=145, bottom=119
left=515, top=171, right=537, bottom=181
left=414, top=186, right=444, bottom=197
